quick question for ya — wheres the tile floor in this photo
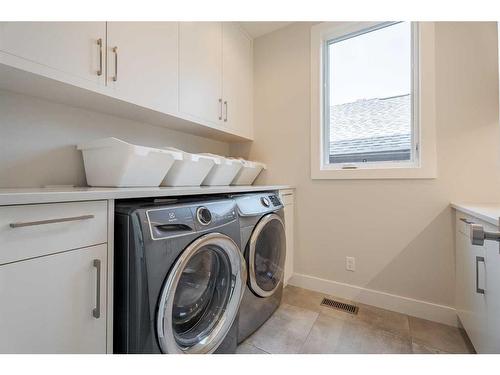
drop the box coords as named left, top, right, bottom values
left=236, top=285, right=476, bottom=354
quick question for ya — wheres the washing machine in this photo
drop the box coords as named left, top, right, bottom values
left=113, top=196, right=246, bottom=354
left=233, top=192, right=287, bottom=343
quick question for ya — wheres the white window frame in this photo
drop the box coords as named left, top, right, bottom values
left=310, top=22, right=437, bottom=180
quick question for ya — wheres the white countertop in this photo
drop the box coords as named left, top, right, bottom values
left=451, top=202, right=500, bottom=226
left=0, top=185, right=293, bottom=206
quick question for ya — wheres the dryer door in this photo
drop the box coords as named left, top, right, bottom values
left=248, top=213, right=286, bottom=297
left=156, top=232, right=246, bottom=354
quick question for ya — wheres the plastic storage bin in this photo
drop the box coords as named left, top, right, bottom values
left=230, top=159, right=267, bottom=185
left=77, top=137, right=182, bottom=187
left=200, top=154, right=243, bottom=186
left=161, top=148, right=218, bottom=187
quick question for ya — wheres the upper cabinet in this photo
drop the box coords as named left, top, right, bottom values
left=0, top=22, right=106, bottom=87
left=179, top=22, right=223, bottom=126
left=0, top=22, right=253, bottom=141
left=178, top=22, right=253, bottom=138
left=222, top=23, right=253, bottom=139
left=106, top=22, right=178, bottom=114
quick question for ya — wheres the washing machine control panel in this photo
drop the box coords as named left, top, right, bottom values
left=144, top=199, right=239, bottom=239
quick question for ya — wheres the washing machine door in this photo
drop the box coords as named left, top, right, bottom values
left=156, top=232, right=246, bottom=354
left=248, top=213, right=286, bottom=298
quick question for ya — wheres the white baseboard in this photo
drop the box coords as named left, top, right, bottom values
left=289, top=273, right=458, bottom=327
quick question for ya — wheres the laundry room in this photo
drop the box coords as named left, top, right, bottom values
left=1, top=0, right=500, bottom=374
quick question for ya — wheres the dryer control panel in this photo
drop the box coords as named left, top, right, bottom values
left=234, top=192, right=283, bottom=217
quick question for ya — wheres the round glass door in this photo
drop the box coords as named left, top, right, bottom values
left=156, top=233, right=246, bottom=354
left=248, top=213, right=286, bottom=297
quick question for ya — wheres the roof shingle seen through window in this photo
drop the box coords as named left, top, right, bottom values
left=330, top=94, right=411, bottom=156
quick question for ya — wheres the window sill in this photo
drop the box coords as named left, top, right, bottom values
left=311, top=164, right=437, bottom=180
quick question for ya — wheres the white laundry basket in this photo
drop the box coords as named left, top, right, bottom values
left=77, top=137, right=182, bottom=187
left=200, top=154, right=243, bottom=186
left=230, top=159, right=267, bottom=185
left=161, top=148, right=218, bottom=186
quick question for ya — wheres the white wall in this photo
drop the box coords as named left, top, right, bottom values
left=231, top=22, right=500, bottom=312
left=0, top=90, right=229, bottom=188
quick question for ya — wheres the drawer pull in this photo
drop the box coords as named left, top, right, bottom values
left=476, top=256, right=486, bottom=295
left=9, top=214, right=95, bottom=228
left=93, top=259, right=101, bottom=319
left=459, top=217, right=474, bottom=224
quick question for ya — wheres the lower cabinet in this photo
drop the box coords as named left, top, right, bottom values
left=0, top=244, right=108, bottom=353
left=455, top=211, right=500, bottom=353
left=0, top=200, right=110, bottom=354
left=280, top=189, right=295, bottom=286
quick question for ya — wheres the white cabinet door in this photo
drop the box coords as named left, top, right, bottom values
left=455, top=213, right=500, bottom=353
left=106, top=22, right=178, bottom=114
left=455, top=219, right=468, bottom=323
left=468, top=240, right=488, bottom=353
left=0, top=22, right=106, bottom=86
left=0, top=244, right=107, bottom=353
left=222, top=23, right=253, bottom=138
left=280, top=190, right=294, bottom=286
left=482, top=226, right=500, bottom=353
left=179, top=22, right=223, bottom=125
left=455, top=214, right=486, bottom=352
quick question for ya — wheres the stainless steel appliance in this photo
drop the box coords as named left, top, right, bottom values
left=114, top=197, right=246, bottom=354
left=233, top=192, right=286, bottom=342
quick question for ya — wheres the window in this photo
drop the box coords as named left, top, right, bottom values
left=311, top=21, right=437, bottom=179
left=326, top=22, right=415, bottom=166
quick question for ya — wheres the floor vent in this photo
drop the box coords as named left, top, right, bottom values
left=320, top=298, right=359, bottom=315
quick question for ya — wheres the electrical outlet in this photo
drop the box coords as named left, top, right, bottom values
left=346, top=257, right=356, bottom=272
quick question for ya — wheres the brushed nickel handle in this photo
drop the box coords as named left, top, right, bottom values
left=112, top=46, right=118, bottom=82
left=93, top=259, right=101, bottom=318
left=218, top=98, right=222, bottom=120
left=9, top=214, right=95, bottom=228
left=224, top=100, right=228, bottom=122
left=476, top=256, right=485, bottom=295
left=96, top=38, right=103, bottom=76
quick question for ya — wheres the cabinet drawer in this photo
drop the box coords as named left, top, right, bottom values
left=456, top=213, right=476, bottom=236
left=280, top=191, right=294, bottom=206
left=0, top=201, right=107, bottom=265
left=455, top=212, right=498, bottom=237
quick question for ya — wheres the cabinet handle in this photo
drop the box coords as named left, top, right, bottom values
left=93, top=259, right=101, bottom=318
left=218, top=98, right=223, bottom=120
left=476, top=256, right=485, bottom=295
left=112, top=46, right=118, bottom=82
left=459, top=217, right=474, bottom=224
left=224, top=100, right=228, bottom=122
left=9, top=214, right=95, bottom=228
left=96, top=38, right=103, bottom=76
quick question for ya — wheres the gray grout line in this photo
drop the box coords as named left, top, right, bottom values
left=297, top=310, right=321, bottom=354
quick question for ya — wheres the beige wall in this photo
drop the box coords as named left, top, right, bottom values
left=230, top=22, right=500, bottom=307
left=0, top=90, right=229, bottom=188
